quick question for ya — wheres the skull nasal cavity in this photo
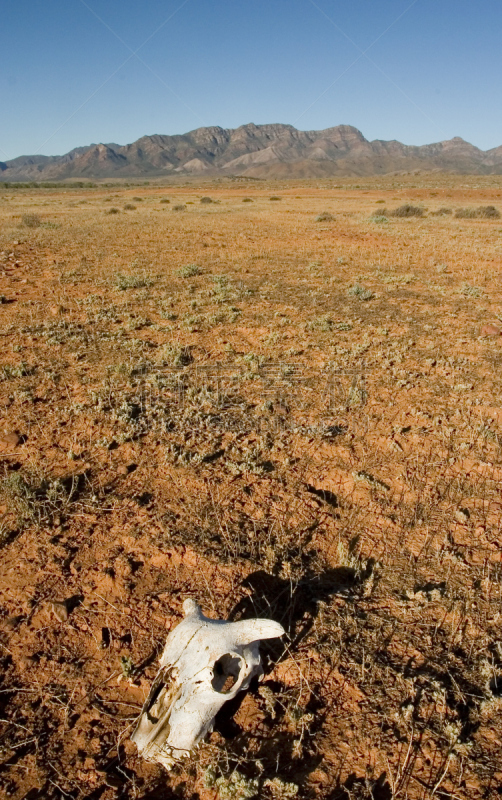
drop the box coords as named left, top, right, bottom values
left=212, top=654, right=244, bottom=694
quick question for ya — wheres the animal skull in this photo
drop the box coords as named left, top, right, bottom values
left=131, top=598, right=285, bottom=769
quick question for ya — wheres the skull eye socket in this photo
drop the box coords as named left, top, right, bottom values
left=212, top=654, right=243, bottom=694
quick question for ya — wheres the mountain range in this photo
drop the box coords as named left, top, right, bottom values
left=2, top=123, right=502, bottom=181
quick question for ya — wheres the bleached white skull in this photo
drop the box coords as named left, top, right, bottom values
left=131, top=598, right=285, bottom=769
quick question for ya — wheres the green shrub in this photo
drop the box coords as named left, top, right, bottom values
left=106, top=207, right=120, bottom=214
left=200, top=196, right=213, bottom=204
left=172, top=204, right=186, bottom=212
left=269, top=196, right=282, bottom=201
left=315, top=212, right=334, bottom=222
left=123, top=203, right=136, bottom=210
left=160, top=198, right=170, bottom=204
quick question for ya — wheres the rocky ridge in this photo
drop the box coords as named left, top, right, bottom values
left=3, top=123, right=502, bottom=180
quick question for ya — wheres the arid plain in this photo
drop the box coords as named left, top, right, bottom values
left=1, top=175, right=502, bottom=799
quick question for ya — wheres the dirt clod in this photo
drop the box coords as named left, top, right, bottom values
left=481, top=322, right=502, bottom=336
left=0, top=431, right=21, bottom=447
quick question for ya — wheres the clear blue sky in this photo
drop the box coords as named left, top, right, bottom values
left=1, top=0, right=501, bottom=160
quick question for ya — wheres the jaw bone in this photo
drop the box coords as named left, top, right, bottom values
left=131, top=598, right=285, bottom=769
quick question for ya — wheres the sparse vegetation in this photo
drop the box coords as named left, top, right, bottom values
left=177, top=263, right=202, bottom=277
left=0, top=176, right=501, bottom=800
left=459, top=281, right=483, bottom=297
left=158, top=343, right=192, bottom=366
left=0, top=362, right=33, bottom=380
left=347, top=283, right=374, bottom=300
left=0, top=469, right=79, bottom=528
left=305, top=315, right=333, bottom=331
left=114, top=272, right=154, bottom=290
left=21, top=213, right=42, bottom=227
left=315, top=211, right=334, bottom=222
left=368, top=212, right=388, bottom=223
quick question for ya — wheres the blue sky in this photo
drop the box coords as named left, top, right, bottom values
left=1, top=0, right=501, bottom=159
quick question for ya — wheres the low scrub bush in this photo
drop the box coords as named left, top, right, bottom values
left=387, top=204, right=424, bottom=218
left=455, top=206, right=500, bottom=219
left=0, top=470, right=79, bottom=528
left=430, top=207, right=453, bottom=216
left=159, top=344, right=192, bottom=366
left=115, top=273, right=153, bottom=290
left=177, top=263, right=202, bottom=278
left=315, top=212, right=334, bottom=222
left=459, top=282, right=482, bottom=297
left=21, top=213, right=42, bottom=227
left=347, top=284, right=374, bottom=301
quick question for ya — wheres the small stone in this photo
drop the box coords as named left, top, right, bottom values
left=49, top=600, right=69, bottom=622
left=117, top=465, right=129, bottom=476
left=0, top=432, right=21, bottom=447
left=481, top=323, right=502, bottom=337
left=455, top=507, right=470, bottom=524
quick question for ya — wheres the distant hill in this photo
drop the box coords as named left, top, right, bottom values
left=2, top=124, right=502, bottom=181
